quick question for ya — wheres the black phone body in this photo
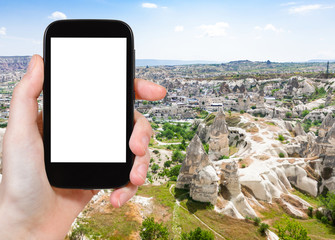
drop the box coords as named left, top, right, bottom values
left=43, top=20, right=135, bottom=189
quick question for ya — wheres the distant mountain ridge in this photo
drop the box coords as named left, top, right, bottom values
left=136, top=59, right=221, bottom=67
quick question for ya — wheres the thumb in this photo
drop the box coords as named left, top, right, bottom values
left=6, top=55, right=44, bottom=133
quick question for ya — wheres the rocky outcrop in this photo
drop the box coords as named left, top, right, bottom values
left=190, top=165, right=219, bottom=205
left=208, top=108, right=229, bottom=161
left=294, top=122, right=306, bottom=136
left=219, top=160, right=257, bottom=218
left=318, top=112, right=335, bottom=138
left=176, top=134, right=211, bottom=189
left=196, top=123, right=210, bottom=143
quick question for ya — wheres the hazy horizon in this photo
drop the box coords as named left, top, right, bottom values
left=0, top=0, right=334, bottom=62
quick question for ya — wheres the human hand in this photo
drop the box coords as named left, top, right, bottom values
left=0, top=55, right=166, bottom=239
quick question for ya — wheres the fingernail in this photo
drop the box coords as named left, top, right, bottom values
left=27, top=55, right=36, bottom=74
left=138, top=164, right=147, bottom=181
left=119, top=193, right=128, bottom=206
left=117, top=199, right=121, bottom=208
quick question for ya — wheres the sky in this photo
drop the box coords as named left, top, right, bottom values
left=0, top=0, right=334, bottom=62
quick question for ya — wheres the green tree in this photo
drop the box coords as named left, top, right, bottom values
left=277, top=217, right=311, bottom=240
left=164, top=161, right=172, bottom=168
left=301, top=110, right=310, bottom=118
left=140, top=217, right=169, bottom=240
left=320, top=191, right=335, bottom=225
left=285, top=112, right=292, bottom=118
left=168, top=165, right=182, bottom=181
left=151, top=163, right=159, bottom=173
left=181, top=227, right=214, bottom=240
left=172, top=150, right=185, bottom=163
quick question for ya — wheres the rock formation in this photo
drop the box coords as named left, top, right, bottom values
left=176, top=134, right=211, bottom=189
left=208, top=108, right=229, bottom=161
left=219, top=160, right=257, bottom=218
left=190, top=165, right=219, bottom=205
left=294, top=122, right=306, bottom=136
left=176, top=134, right=220, bottom=204
left=318, top=112, right=335, bottom=138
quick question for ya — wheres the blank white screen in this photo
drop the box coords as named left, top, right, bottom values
left=51, top=37, right=127, bottom=163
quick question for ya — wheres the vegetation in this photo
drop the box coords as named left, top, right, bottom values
left=167, top=165, right=182, bottom=181
left=202, top=142, right=209, bottom=154
left=258, top=223, right=269, bottom=236
left=285, top=112, right=292, bottom=118
left=219, top=155, right=229, bottom=160
left=172, top=150, right=186, bottom=163
left=276, top=217, right=311, bottom=240
left=302, top=119, right=322, bottom=132
left=156, top=122, right=196, bottom=142
left=308, top=86, right=327, bottom=101
left=277, top=134, right=285, bottom=142
left=140, top=217, right=169, bottom=240
left=301, top=110, right=310, bottom=118
left=279, top=152, right=285, bottom=158
left=181, top=227, right=214, bottom=240
left=69, top=204, right=141, bottom=239
left=151, top=163, right=160, bottom=173
left=320, top=191, right=335, bottom=225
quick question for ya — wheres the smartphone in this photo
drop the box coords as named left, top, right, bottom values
left=43, top=20, right=135, bottom=189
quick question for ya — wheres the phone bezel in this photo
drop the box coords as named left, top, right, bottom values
left=43, top=20, right=135, bottom=189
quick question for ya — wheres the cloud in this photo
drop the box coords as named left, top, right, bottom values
left=280, top=2, right=297, bottom=7
left=48, top=11, right=67, bottom=20
left=289, top=4, right=333, bottom=14
left=142, top=3, right=158, bottom=8
left=174, top=25, right=184, bottom=32
left=199, top=22, right=229, bottom=37
left=0, top=27, right=6, bottom=36
left=254, top=24, right=284, bottom=33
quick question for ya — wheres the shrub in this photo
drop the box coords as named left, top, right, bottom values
left=285, top=112, right=292, bottom=118
left=172, top=150, right=185, bottom=163
left=321, top=216, right=329, bottom=224
left=168, top=165, right=182, bottom=181
left=301, top=110, right=310, bottom=118
left=219, top=155, right=229, bottom=160
left=153, top=150, right=160, bottom=155
left=253, top=217, right=261, bottom=226
left=279, top=152, right=285, bottom=158
left=308, top=207, right=313, bottom=218
left=164, top=161, right=172, bottom=168
left=278, top=134, right=285, bottom=141
left=240, top=110, right=245, bottom=114
left=242, top=164, right=246, bottom=168
left=181, top=227, right=214, bottom=240
left=316, top=210, right=323, bottom=220
left=151, top=163, right=159, bottom=173
left=320, top=191, right=335, bottom=224
left=277, top=217, right=311, bottom=240
left=140, top=217, right=169, bottom=240
left=258, top=223, right=269, bottom=236
left=202, top=143, right=209, bottom=154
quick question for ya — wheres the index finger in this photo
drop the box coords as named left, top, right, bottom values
left=134, top=78, right=166, bottom=101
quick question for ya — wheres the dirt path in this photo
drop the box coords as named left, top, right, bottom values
left=169, top=184, right=226, bottom=239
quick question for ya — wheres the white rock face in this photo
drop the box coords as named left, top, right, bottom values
left=190, top=165, right=219, bottom=205
left=215, top=202, right=244, bottom=219
left=283, top=164, right=318, bottom=197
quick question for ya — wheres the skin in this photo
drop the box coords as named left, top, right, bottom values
left=0, top=55, right=166, bottom=239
